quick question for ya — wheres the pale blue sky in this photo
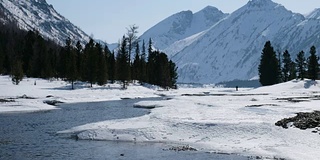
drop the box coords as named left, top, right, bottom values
left=46, top=0, right=320, bottom=43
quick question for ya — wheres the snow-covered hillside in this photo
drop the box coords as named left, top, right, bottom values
left=0, top=0, right=90, bottom=45
left=139, top=6, right=227, bottom=50
left=171, top=0, right=307, bottom=83
left=59, top=78, right=320, bottom=160
left=141, top=0, right=320, bottom=84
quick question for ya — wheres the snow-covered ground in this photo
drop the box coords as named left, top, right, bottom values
left=0, top=76, right=159, bottom=113
left=2, top=75, right=320, bottom=159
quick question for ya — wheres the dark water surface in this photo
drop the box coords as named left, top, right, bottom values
left=0, top=98, right=247, bottom=160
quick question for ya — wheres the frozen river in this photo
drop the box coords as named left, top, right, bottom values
left=0, top=98, right=246, bottom=160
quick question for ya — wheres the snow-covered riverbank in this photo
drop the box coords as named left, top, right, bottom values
left=0, top=76, right=159, bottom=112
left=2, top=75, right=320, bottom=159
left=61, top=79, right=320, bottom=160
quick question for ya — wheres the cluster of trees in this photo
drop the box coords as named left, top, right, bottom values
left=0, top=22, right=178, bottom=89
left=0, top=22, right=62, bottom=85
left=258, top=41, right=319, bottom=86
left=116, top=35, right=178, bottom=89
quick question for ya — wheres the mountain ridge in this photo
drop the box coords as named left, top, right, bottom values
left=139, top=5, right=228, bottom=50
left=144, top=0, right=320, bottom=83
left=0, top=0, right=91, bottom=46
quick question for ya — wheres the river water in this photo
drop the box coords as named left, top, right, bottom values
left=0, top=98, right=247, bottom=160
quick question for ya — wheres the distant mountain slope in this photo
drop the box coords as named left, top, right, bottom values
left=0, top=0, right=90, bottom=45
left=139, top=6, right=228, bottom=50
left=141, top=0, right=320, bottom=84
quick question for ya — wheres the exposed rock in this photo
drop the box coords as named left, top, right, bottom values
left=43, top=100, right=64, bottom=106
left=0, top=99, right=15, bottom=103
left=18, top=94, right=36, bottom=99
left=166, top=145, right=197, bottom=152
left=275, top=111, right=320, bottom=130
left=133, top=104, right=156, bottom=109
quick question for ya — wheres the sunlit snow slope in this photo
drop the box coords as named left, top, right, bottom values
left=141, top=0, right=320, bottom=84
left=0, top=0, right=90, bottom=45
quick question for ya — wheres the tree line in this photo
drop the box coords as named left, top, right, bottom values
left=0, top=22, right=178, bottom=89
left=259, top=41, right=319, bottom=86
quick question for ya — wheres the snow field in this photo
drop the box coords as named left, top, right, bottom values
left=0, top=76, right=158, bottom=113
left=62, top=80, right=320, bottom=160
left=2, top=75, right=320, bottom=159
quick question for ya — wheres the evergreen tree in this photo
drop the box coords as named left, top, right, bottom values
left=139, top=40, right=147, bottom=83
left=65, top=38, right=78, bottom=89
left=289, top=61, right=297, bottom=80
left=0, top=45, right=4, bottom=74
left=132, top=43, right=140, bottom=81
left=282, top=50, right=293, bottom=82
left=296, top=51, right=307, bottom=80
left=22, top=31, right=35, bottom=77
left=75, top=40, right=82, bottom=77
left=83, top=39, right=98, bottom=87
left=277, top=49, right=283, bottom=83
left=169, top=60, right=178, bottom=89
left=258, top=41, right=279, bottom=86
left=147, top=38, right=156, bottom=84
left=307, top=46, right=319, bottom=80
left=96, top=43, right=108, bottom=86
left=11, top=60, right=24, bottom=85
left=108, top=51, right=116, bottom=84
left=116, top=36, right=130, bottom=89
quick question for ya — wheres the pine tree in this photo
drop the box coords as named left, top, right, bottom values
left=296, top=51, right=307, bottom=80
left=132, top=43, right=140, bottom=81
left=22, top=31, right=35, bottom=77
left=108, top=51, right=116, bottom=84
left=75, top=41, right=82, bottom=77
left=282, top=50, right=293, bottom=82
left=11, top=60, right=24, bottom=85
left=169, top=60, right=178, bottom=89
left=0, top=47, right=3, bottom=74
left=258, top=41, right=280, bottom=86
left=139, top=40, right=147, bottom=83
left=147, top=38, right=156, bottom=84
left=277, top=50, right=283, bottom=83
left=289, top=61, right=297, bottom=80
left=116, top=36, right=130, bottom=89
left=307, top=46, right=319, bottom=80
left=83, top=39, right=98, bottom=87
left=65, top=38, right=78, bottom=89
left=96, top=43, right=108, bottom=86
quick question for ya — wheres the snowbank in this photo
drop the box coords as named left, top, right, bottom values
left=61, top=80, right=320, bottom=160
left=0, top=76, right=159, bottom=113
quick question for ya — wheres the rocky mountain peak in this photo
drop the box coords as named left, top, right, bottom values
left=306, top=8, right=320, bottom=19
left=245, top=0, right=279, bottom=11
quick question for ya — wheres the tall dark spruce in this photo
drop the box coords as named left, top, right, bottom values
left=296, top=51, right=307, bottom=80
left=96, top=43, right=108, bottom=86
left=258, top=41, right=280, bottom=86
left=65, top=37, right=78, bottom=89
left=307, top=46, right=319, bottom=80
left=282, top=50, right=294, bottom=82
left=83, top=39, right=98, bottom=87
left=116, top=36, right=130, bottom=89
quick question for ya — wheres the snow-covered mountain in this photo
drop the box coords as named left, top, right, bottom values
left=143, top=0, right=320, bottom=84
left=139, top=6, right=228, bottom=50
left=0, top=0, right=90, bottom=45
